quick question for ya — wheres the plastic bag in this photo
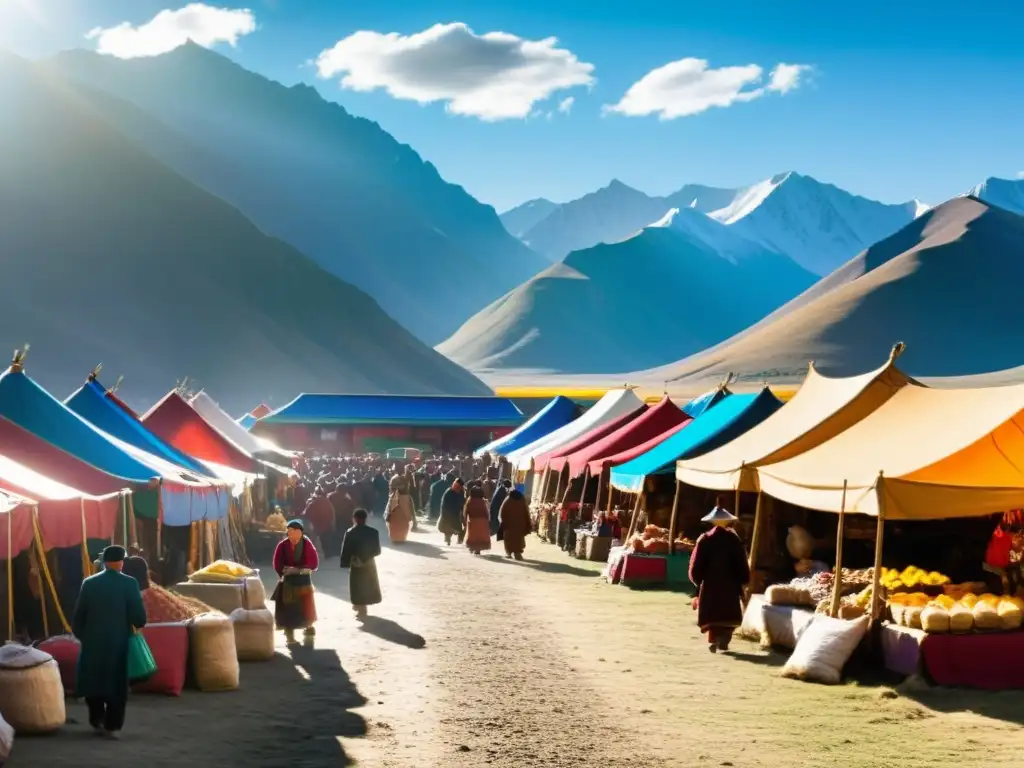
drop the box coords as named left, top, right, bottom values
left=127, top=631, right=159, bottom=683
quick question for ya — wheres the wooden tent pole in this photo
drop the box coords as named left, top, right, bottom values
left=80, top=499, right=91, bottom=577
left=539, top=467, right=551, bottom=502
left=747, top=491, right=764, bottom=572
left=554, top=467, right=566, bottom=504
left=31, top=508, right=48, bottom=637
left=870, top=473, right=887, bottom=621
left=667, top=479, right=682, bottom=555
left=593, top=468, right=605, bottom=516
left=577, top=466, right=590, bottom=508
left=32, top=508, right=70, bottom=634
left=829, top=480, right=849, bottom=617
left=733, top=462, right=744, bottom=519
left=626, top=491, right=643, bottom=541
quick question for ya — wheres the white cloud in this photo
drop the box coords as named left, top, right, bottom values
left=606, top=57, right=811, bottom=120
left=315, top=22, right=594, bottom=121
left=1017, top=171, right=1024, bottom=180
left=86, top=3, right=256, bottom=59
left=768, top=63, right=811, bottom=94
left=557, top=96, right=575, bottom=114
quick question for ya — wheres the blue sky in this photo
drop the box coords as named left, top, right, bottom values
left=3, top=0, right=1023, bottom=211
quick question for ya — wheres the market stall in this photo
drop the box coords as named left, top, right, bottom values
left=754, top=376, right=1024, bottom=688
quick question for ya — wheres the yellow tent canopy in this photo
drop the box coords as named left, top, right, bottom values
left=757, top=380, right=1024, bottom=520
left=675, top=347, right=914, bottom=493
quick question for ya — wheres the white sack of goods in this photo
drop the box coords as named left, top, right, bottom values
left=972, top=600, right=1001, bottom=631
left=189, top=613, right=241, bottom=692
left=0, top=644, right=66, bottom=733
left=765, top=584, right=815, bottom=607
left=242, top=575, right=267, bottom=611
left=0, top=712, right=12, bottom=765
left=782, top=615, right=869, bottom=685
left=948, top=603, right=974, bottom=633
left=920, top=604, right=950, bottom=634
left=997, top=598, right=1023, bottom=631
left=230, top=607, right=276, bottom=661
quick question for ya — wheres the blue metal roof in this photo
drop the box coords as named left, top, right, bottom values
left=262, top=394, right=524, bottom=427
left=610, top=388, right=783, bottom=493
left=474, top=396, right=578, bottom=457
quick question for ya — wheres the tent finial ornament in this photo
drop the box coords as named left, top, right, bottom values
left=890, top=341, right=906, bottom=361
left=10, top=344, right=29, bottom=373
left=87, top=363, right=103, bottom=382
left=111, top=375, right=124, bottom=393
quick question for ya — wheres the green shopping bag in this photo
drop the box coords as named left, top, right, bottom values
left=127, top=630, right=158, bottom=684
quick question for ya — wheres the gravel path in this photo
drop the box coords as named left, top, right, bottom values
left=11, top=519, right=1024, bottom=767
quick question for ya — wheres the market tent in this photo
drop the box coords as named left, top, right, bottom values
left=0, top=452, right=119, bottom=554
left=683, top=386, right=729, bottom=418
left=557, top=396, right=690, bottom=478
left=610, top=388, right=784, bottom=493
left=506, top=389, right=645, bottom=471
left=542, top=404, right=652, bottom=474
left=249, top=403, right=273, bottom=420
left=66, top=376, right=215, bottom=479
left=590, top=419, right=693, bottom=477
left=143, top=391, right=261, bottom=474
left=757, top=382, right=1024, bottom=520
left=237, top=414, right=257, bottom=430
left=0, top=363, right=226, bottom=524
left=0, top=492, right=33, bottom=560
left=676, top=353, right=915, bottom=493
left=473, top=395, right=579, bottom=458
left=190, top=391, right=294, bottom=467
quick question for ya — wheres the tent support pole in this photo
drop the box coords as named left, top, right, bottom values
left=554, top=468, right=566, bottom=504
left=127, top=493, right=137, bottom=548
left=593, top=468, right=604, bottom=517
left=539, top=467, right=551, bottom=503
left=80, top=499, right=91, bottom=577
left=870, top=478, right=887, bottom=622
left=577, top=466, right=590, bottom=509
left=7, top=508, right=13, bottom=640
left=626, top=490, right=643, bottom=541
left=32, top=508, right=70, bottom=634
left=747, top=491, right=764, bottom=572
left=667, top=479, right=682, bottom=555
left=829, top=480, right=849, bottom=618
left=733, top=462, right=744, bottom=519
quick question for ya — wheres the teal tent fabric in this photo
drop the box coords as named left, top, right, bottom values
left=66, top=378, right=215, bottom=478
left=610, top=388, right=783, bottom=493
left=474, top=396, right=578, bottom=458
left=263, top=393, right=523, bottom=426
left=0, top=368, right=166, bottom=483
left=238, top=414, right=257, bottom=430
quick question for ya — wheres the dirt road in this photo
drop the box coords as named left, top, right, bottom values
left=12, top=520, right=1024, bottom=767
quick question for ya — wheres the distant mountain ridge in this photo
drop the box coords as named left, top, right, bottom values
left=45, top=44, right=549, bottom=345
left=438, top=206, right=817, bottom=373
left=500, top=172, right=1022, bottom=276
left=0, top=52, right=489, bottom=412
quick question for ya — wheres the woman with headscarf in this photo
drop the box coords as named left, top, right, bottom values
left=463, top=485, right=491, bottom=556
left=498, top=489, right=532, bottom=560
left=386, top=471, right=415, bottom=543
left=438, top=479, right=466, bottom=546
left=272, top=519, right=320, bottom=644
left=340, top=509, right=382, bottom=619
left=688, top=503, right=750, bottom=653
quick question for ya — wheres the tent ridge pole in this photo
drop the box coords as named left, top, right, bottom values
left=829, top=479, right=848, bottom=617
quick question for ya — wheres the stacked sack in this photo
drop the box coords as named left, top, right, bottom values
left=0, top=644, right=65, bottom=734
left=189, top=614, right=240, bottom=692
left=891, top=592, right=1024, bottom=633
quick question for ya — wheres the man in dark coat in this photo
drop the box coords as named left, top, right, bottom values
left=489, top=479, right=511, bottom=535
left=688, top=504, right=750, bottom=653
left=428, top=472, right=450, bottom=521
left=438, top=479, right=466, bottom=546
left=73, top=545, right=148, bottom=739
left=340, top=509, right=382, bottom=619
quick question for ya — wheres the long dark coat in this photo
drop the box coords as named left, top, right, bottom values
left=489, top=485, right=509, bottom=534
left=340, top=524, right=382, bottom=606
left=688, top=526, right=750, bottom=630
left=438, top=487, right=466, bottom=537
left=428, top=476, right=449, bottom=518
left=499, top=493, right=532, bottom=555
left=73, top=568, right=147, bottom=700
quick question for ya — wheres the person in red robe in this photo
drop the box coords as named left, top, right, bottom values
left=303, top=486, right=336, bottom=555
left=688, top=503, right=750, bottom=653
left=272, top=520, right=320, bottom=644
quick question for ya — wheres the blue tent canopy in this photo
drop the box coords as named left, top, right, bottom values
left=473, top=396, right=578, bottom=458
left=610, top=388, right=783, bottom=493
left=683, top=386, right=729, bottom=419
left=237, top=414, right=257, bottom=430
left=66, top=378, right=216, bottom=478
left=262, top=394, right=523, bottom=426
left=0, top=367, right=179, bottom=484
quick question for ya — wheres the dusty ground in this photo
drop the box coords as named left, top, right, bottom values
left=12, top=519, right=1024, bottom=767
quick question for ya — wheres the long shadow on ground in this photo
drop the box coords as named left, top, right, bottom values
left=488, top=554, right=602, bottom=579
left=358, top=616, right=426, bottom=649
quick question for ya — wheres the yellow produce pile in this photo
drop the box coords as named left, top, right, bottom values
left=265, top=511, right=288, bottom=532
left=889, top=592, right=1024, bottom=633
left=189, top=560, right=255, bottom=584
left=880, top=565, right=950, bottom=591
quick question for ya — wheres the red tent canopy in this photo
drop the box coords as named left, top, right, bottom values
left=553, top=396, right=690, bottom=478
left=534, top=404, right=648, bottom=473
left=143, top=392, right=259, bottom=473
left=105, top=388, right=138, bottom=418
left=591, top=418, right=694, bottom=478
left=250, top=403, right=272, bottom=419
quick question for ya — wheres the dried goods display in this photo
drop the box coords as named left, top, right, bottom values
left=887, top=591, right=1024, bottom=633
left=143, top=585, right=220, bottom=623
left=879, top=565, right=950, bottom=592
left=626, top=524, right=695, bottom=555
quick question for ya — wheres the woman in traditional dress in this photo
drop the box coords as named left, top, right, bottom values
left=438, top=479, right=466, bottom=546
left=463, top=485, right=492, bottom=555
left=688, top=504, right=750, bottom=653
left=386, top=472, right=415, bottom=543
left=340, top=509, right=382, bottom=620
left=272, top=520, right=320, bottom=644
left=498, top=489, right=531, bottom=560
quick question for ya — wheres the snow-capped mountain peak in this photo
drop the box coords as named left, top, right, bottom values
left=965, top=177, right=1024, bottom=215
